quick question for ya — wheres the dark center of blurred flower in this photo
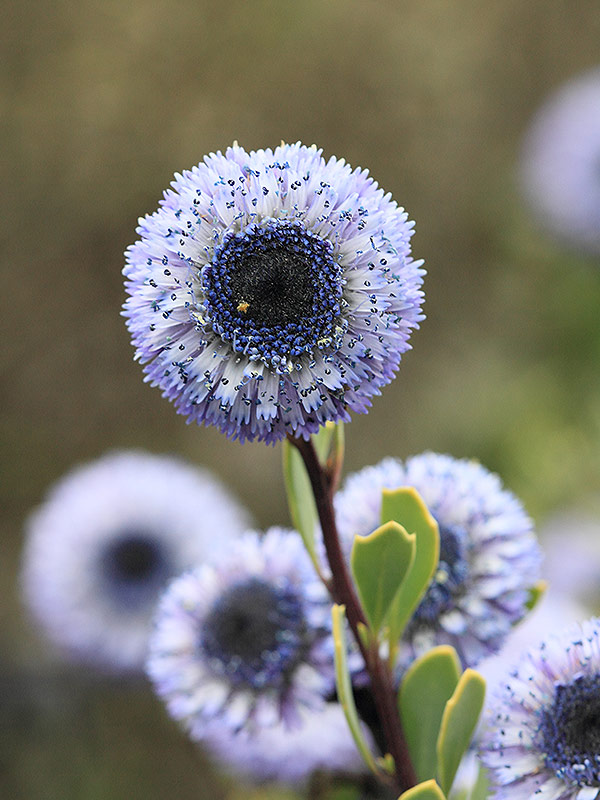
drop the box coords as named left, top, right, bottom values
left=202, top=220, right=344, bottom=371
left=101, top=532, right=170, bottom=607
left=408, top=523, right=470, bottom=628
left=200, top=577, right=309, bottom=690
left=540, top=673, right=600, bottom=786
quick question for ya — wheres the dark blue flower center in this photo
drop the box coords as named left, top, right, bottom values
left=100, top=532, right=170, bottom=608
left=202, top=220, right=344, bottom=371
left=200, top=577, right=309, bottom=691
left=409, top=523, right=470, bottom=628
left=539, top=673, right=600, bottom=787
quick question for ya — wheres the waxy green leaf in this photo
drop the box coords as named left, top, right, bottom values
left=380, top=488, right=440, bottom=659
left=469, top=763, right=490, bottom=800
left=398, top=646, right=461, bottom=781
left=282, top=423, right=344, bottom=580
left=282, top=439, right=321, bottom=576
left=436, top=669, right=486, bottom=796
left=313, top=420, right=344, bottom=464
left=398, top=779, right=446, bottom=800
left=331, top=604, right=379, bottom=776
left=351, top=521, right=416, bottom=634
left=525, top=579, right=547, bottom=612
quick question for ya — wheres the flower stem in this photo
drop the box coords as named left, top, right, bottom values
left=287, top=434, right=417, bottom=794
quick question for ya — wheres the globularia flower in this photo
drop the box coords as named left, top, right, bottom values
left=21, top=450, right=250, bottom=672
left=448, top=594, right=588, bottom=800
left=146, top=527, right=333, bottom=735
left=123, top=142, right=424, bottom=443
left=201, top=703, right=374, bottom=785
left=334, top=452, right=541, bottom=667
left=481, top=617, right=600, bottom=800
left=520, top=67, right=600, bottom=255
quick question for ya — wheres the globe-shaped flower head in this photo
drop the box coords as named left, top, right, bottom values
left=520, top=67, right=600, bottom=255
left=481, top=617, right=600, bottom=800
left=334, top=452, right=541, bottom=667
left=124, top=142, right=424, bottom=443
left=21, top=450, right=250, bottom=672
left=146, top=527, right=333, bottom=736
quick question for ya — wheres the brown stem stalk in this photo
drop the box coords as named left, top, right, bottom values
left=287, top=434, right=417, bottom=794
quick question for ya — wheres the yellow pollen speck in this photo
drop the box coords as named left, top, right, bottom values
left=237, top=301, right=250, bottom=313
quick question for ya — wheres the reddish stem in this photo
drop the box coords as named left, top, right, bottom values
left=288, top=435, right=417, bottom=794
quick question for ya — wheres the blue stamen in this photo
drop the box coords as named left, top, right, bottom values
left=201, top=219, right=344, bottom=372
left=200, top=577, right=308, bottom=691
left=539, top=673, right=600, bottom=787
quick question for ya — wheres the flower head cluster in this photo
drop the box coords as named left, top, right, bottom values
left=520, top=66, right=600, bottom=255
left=481, top=617, right=600, bottom=800
left=21, top=450, right=249, bottom=672
left=334, top=452, right=541, bottom=667
left=123, top=142, right=424, bottom=443
left=146, top=527, right=333, bottom=736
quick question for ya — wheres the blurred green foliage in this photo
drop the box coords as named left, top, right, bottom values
left=2, top=1, right=600, bottom=797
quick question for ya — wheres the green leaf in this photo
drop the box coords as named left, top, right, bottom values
left=469, top=763, right=490, bottom=800
left=351, top=521, right=416, bottom=634
left=525, top=579, right=547, bottom=612
left=281, top=439, right=320, bottom=574
left=398, top=779, right=446, bottom=800
left=313, top=421, right=345, bottom=487
left=377, top=752, right=396, bottom=775
left=398, top=645, right=461, bottom=781
left=436, top=669, right=486, bottom=796
left=380, top=488, right=440, bottom=657
left=331, top=604, right=380, bottom=777
left=357, top=621, right=373, bottom=651
left=313, top=420, right=338, bottom=462
left=281, top=424, right=344, bottom=579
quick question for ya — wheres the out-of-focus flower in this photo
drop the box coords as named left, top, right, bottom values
left=481, top=617, right=600, bottom=800
left=146, top=528, right=333, bottom=736
left=334, top=452, right=541, bottom=667
left=201, top=702, right=374, bottom=786
left=520, top=67, right=600, bottom=255
left=541, top=509, right=600, bottom=612
left=21, top=450, right=250, bottom=672
left=123, top=142, right=424, bottom=443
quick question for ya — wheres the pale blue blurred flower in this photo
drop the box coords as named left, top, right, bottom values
left=520, top=67, right=600, bottom=255
left=21, top=450, right=250, bottom=672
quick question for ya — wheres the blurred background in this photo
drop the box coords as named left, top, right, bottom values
left=3, top=1, right=600, bottom=797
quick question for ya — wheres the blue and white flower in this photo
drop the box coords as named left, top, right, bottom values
left=334, top=452, right=541, bottom=667
left=21, top=450, right=250, bottom=672
left=201, top=702, right=374, bottom=785
left=481, top=617, right=600, bottom=800
left=146, top=527, right=333, bottom=734
left=123, top=142, right=424, bottom=443
left=520, top=67, right=600, bottom=255
left=449, top=592, right=589, bottom=800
